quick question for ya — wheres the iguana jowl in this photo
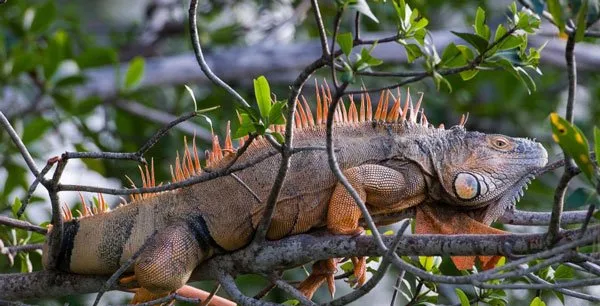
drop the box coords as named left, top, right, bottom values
left=42, top=86, right=548, bottom=303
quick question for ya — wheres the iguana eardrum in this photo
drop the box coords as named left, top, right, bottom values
left=42, top=85, right=548, bottom=303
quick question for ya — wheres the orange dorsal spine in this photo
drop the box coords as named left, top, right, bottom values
left=85, top=82, right=442, bottom=209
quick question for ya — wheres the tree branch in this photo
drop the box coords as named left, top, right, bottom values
left=2, top=225, right=599, bottom=301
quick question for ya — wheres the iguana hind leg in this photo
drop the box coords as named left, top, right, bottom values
left=415, top=204, right=505, bottom=270
left=129, top=223, right=205, bottom=303
left=299, top=164, right=426, bottom=299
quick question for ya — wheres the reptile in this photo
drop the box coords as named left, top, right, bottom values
left=41, top=85, right=548, bottom=304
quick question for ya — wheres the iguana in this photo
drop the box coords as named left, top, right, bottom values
left=41, top=85, right=548, bottom=304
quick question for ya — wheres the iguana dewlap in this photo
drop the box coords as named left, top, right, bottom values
left=42, top=87, right=548, bottom=303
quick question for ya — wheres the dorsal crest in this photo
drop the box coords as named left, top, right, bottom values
left=67, top=81, right=469, bottom=211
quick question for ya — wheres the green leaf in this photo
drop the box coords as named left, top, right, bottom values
left=11, top=52, right=37, bottom=76
left=497, top=34, right=526, bottom=51
left=268, top=101, right=287, bottom=125
left=457, top=45, right=475, bottom=61
left=20, top=252, right=32, bottom=273
left=337, top=32, right=354, bottom=57
left=54, top=75, right=85, bottom=88
left=575, top=0, right=590, bottom=42
left=474, top=7, right=490, bottom=40
left=550, top=113, right=595, bottom=180
left=459, top=69, right=479, bottom=81
left=30, top=1, right=56, bottom=33
left=11, top=197, right=22, bottom=219
left=547, top=0, right=566, bottom=33
left=44, top=31, right=70, bottom=79
left=440, top=43, right=465, bottom=67
left=392, top=0, right=407, bottom=23
left=270, top=131, right=285, bottom=144
left=554, top=264, right=574, bottom=280
left=419, top=256, right=435, bottom=271
left=451, top=31, right=489, bottom=53
left=341, top=68, right=354, bottom=83
left=22, top=117, right=53, bottom=144
left=494, top=24, right=507, bottom=42
left=594, top=210, right=600, bottom=220
left=403, top=43, right=423, bottom=63
left=529, top=296, right=546, bottom=306
left=454, top=288, right=470, bottom=306
left=350, top=0, right=379, bottom=23
left=253, top=76, right=272, bottom=121
left=233, top=112, right=257, bottom=139
left=282, top=299, right=299, bottom=306
left=123, top=56, right=145, bottom=90
left=184, top=85, right=198, bottom=111
left=594, top=126, right=600, bottom=165
left=432, top=71, right=452, bottom=92
left=553, top=291, right=565, bottom=305
left=76, top=47, right=117, bottom=69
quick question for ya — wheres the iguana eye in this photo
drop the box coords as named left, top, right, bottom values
left=453, top=172, right=480, bottom=200
left=488, top=135, right=513, bottom=151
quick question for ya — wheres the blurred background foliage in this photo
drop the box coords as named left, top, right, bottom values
left=0, top=0, right=599, bottom=305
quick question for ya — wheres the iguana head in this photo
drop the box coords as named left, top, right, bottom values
left=427, top=126, right=548, bottom=223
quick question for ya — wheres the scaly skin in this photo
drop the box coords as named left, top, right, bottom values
left=42, top=93, right=548, bottom=303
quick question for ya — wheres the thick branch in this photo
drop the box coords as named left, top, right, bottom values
left=2, top=225, right=598, bottom=301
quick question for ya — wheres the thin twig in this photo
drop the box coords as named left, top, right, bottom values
left=389, top=270, right=405, bottom=306
left=253, top=283, right=276, bottom=300
left=548, top=33, right=578, bottom=244
left=136, top=111, right=201, bottom=157
left=354, top=12, right=361, bottom=41
left=0, top=216, right=47, bottom=234
left=115, top=100, right=212, bottom=141
left=20, top=160, right=56, bottom=216
left=58, top=150, right=279, bottom=194
left=526, top=273, right=600, bottom=302
left=252, top=47, right=329, bottom=245
left=0, top=112, right=40, bottom=177
left=345, top=26, right=517, bottom=95
left=0, top=243, right=43, bottom=255
left=271, top=275, right=317, bottom=306
left=199, top=283, right=221, bottom=306
left=216, top=270, right=280, bottom=306
left=311, top=0, right=330, bottom=56
left=329, top=8, right=345, bottom=89
left=188, top=0, right=249, bottom=108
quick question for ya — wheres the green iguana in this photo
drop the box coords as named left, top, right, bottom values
left=42, top=85, right=548, bottom=304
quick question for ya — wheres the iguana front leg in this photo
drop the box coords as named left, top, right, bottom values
left=298, top=164, right=426, bottom=298
left=415, top=203, right=505, bottom=270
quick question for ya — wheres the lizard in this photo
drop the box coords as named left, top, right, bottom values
left=41, top=84, right=548, bottom=304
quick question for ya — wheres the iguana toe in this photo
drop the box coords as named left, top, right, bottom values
left=351, top=256, right=367, bottom=287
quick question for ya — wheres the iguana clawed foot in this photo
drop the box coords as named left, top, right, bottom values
left=297, top=256, right=367, bottom=299
left=297, top=259, right=338, bottom=299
